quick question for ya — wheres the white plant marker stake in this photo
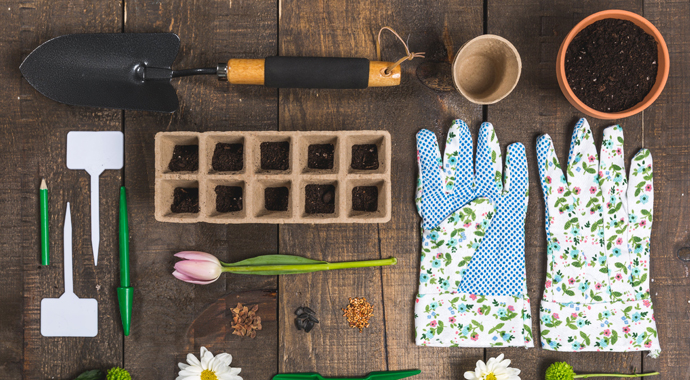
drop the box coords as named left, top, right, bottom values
left=66, top=131, right=123, bottom=265
left=40, top=203, right=98, bottom=337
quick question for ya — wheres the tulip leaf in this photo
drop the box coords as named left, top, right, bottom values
left=224, top=254, right=328, bottom=267
left=221, top=255, right=396, bottom=275
left=224, top=254, right=330, bottom=275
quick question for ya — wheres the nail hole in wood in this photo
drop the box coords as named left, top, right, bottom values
left=677, top=247, right=690, bottom=262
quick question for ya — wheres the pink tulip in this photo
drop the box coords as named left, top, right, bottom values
left=173, top=251, right=223, bottom=284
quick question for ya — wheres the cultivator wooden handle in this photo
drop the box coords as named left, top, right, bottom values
left=221, top=57, right=401, bottom=88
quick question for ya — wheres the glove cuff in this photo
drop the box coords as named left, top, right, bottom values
left=540, top=299, right=661, bottom=357
left=415, top=292, right=533, bottom=348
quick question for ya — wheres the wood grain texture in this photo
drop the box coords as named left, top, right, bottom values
left=277, top=1, right=484, bottom=379
left=642, top=1, right=690, bottom=378
left=0, top=0, right=688, bottom=379
left=183, top=290, right=278, bottom=379
left=122, top=0, right=280, bottom=379
left=487, top=0, right=648, bottom=379
left=0, top=0, right=124, bottom=378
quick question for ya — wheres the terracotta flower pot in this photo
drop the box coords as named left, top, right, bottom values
left=556, top=10, right=670, bottom=120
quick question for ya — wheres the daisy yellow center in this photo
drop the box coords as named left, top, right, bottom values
left=200, top=369, right=219, bottom=380
left=484, top=373, right=497, bottom=380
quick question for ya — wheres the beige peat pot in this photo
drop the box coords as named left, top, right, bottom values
left=452, top=34, right=521, bottom=104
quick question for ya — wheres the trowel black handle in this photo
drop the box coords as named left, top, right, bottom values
left=219, top=57, right=401, bottom=88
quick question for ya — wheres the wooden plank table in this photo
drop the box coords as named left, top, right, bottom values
left=0, top=0, right=688, bottom=379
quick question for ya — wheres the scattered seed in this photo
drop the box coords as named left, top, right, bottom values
left=231, top=303, right=262, bottom=338
left=342, top=297, right=374, bottom=332
left=295, top=306, right=319, bottom=333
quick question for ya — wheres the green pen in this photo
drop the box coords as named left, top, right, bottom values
left=117, top=186, right=133, bottom=336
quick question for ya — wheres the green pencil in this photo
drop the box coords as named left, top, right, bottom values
left=117, top=186, right=133, bottom=336
left=40, top=179, right=49, bottom=265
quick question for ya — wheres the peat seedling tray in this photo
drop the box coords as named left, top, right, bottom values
left=155, top=131, right=391, bottom=224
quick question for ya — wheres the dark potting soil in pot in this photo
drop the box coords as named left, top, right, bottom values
left=305, top=184, right=335, bottom=214
left=565, top=18, right=658, bottom=112
left=261, top=141, right=290, bottom=171
left=352, top=186, right=378, bottom=212
left=168, top=145, right=199, bottom=172
left=351, top=144, right=379, bottom=170
left=212, top=143, right=243, bottom=172
left=215, top=185, right=243, bottom=212
left=265, top=186, right=289, bottom=211
left=171, top=187, right=199, bottom=213
left=308, top=144, right=335, bottom=169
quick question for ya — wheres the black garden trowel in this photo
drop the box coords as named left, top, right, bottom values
left=20, top=33, right=401, bottom=113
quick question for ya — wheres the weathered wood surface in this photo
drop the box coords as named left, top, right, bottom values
left=1, top=1, right=124, bottom=379
left=121, top=0, right=280, bottom=379
left=1, top=0, right=689, bottom=379
left=642, top=0, right=690, bottom=378
left=276, top=0, right=484, bottom=379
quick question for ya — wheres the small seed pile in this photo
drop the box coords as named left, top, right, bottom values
left=294, top=306, right=319, bottom=333
left=231, top=303, right=262, bottom=338
left=342, top=297, right=374, bottom=332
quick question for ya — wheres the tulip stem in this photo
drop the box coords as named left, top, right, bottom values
left=221, top=257, right=397, bottom=274
left=574, top=372, right=659, bottom=378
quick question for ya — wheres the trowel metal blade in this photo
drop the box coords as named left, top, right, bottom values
left=20, top=33, right=181, bottom=113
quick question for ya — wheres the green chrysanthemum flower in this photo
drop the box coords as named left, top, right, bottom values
left=545, top=362, right=659, bottom=379
left=106, top=367, right=131, bottom=380
left=545, top=362, right=576, bottom=380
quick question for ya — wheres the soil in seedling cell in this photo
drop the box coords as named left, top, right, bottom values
left=212, top=143, right=243, bottom=171
left=171, top=187, right=199, bottom=213
left=215, top=186, right=243, bottom=213
left=565, top=18, right=658, bottom=112
left=305, top=184, right=336, bottom=214
left=261, top=141, right=290, bottom=171
left=352, top=186, right=378, bottom=212
left=168, top=145, right=199, bottom=172
left=265, top=187, right=289, bottom=211
left=308, top=144, right=335, bottom=169
left=351, top=144, right=379, bottom=170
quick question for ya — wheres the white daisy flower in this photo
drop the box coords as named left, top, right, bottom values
left=177, top=346, right=242, bottom=380
left=464, top=354, right=520, bottom=380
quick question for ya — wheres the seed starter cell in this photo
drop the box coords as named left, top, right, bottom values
left=308, top=144, right=335, bottom=169
left=305, top=184, right=336, bottom=214
left=212, top=143, right=243, bottom=172
left=265, top=187, right=290, bottom=211
left=168, top=145, right=199, bottom=172
left=155, top=131, right=390, bottom=223
left=215, top=186, right=243, bottom=212
left=171, top=187, right=199, bottom=213
left=352, top=186, right=378, bottom=212
left=260, top=141, right=290, bottom=171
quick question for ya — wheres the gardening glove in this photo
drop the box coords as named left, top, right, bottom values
left=537, top=118, right=660, bottom=357
left=415, top=120, right=533, bottom=348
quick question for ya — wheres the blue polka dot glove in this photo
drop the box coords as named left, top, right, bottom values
left=537, top=118, right=660, bottom=357
left=415, top=120, right=533, bottom=348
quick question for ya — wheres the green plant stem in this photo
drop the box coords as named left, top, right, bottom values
left=221, top=257, right=397, bottom=274
left=574, top=372, right=660, bottom=378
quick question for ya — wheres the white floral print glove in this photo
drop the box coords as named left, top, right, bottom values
left=415, top=120, right=533, bottom=348
left=537, top=118, right=660, bottom=357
